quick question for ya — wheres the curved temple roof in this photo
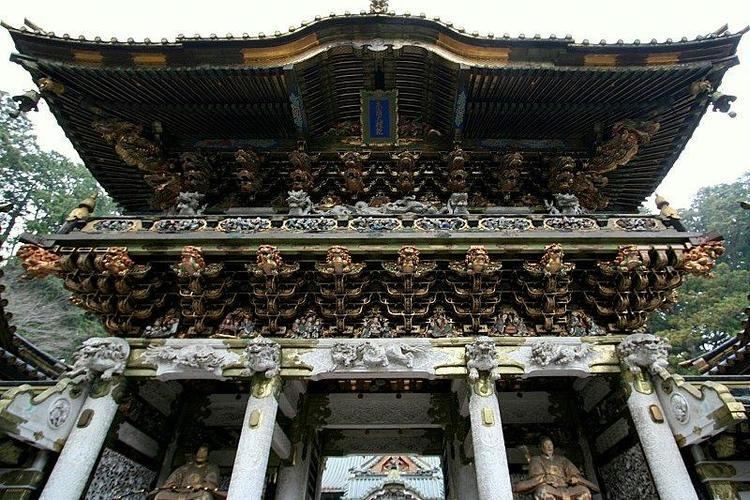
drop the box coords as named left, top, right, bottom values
left=4, top=13, right=747, bottom=212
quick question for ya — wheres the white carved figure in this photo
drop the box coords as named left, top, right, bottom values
left=330, top=342, right=426, bottom=369
left=360, top=342, right=389, bottom=367
left=384, top=344, right=424, bottom=368
left=617, top=333, right=670, bottom=374
left=142, top=344, right=238, bottom=377
left=287, top=190, right=314, bottom=215
left=530, top=341, right=592, bottom=367
left=65, top=337, right=129, bottom=383
left=545, top=193, right=586, bottom=215
left=447, top=192, right=469, bottom=215
left=331, top=343, right=360, bottom=367
left=243, top=337, right=281, bottom=378
left=465, top=336, right=501, bottom=381
left=174, top=191, right=206, bottom=216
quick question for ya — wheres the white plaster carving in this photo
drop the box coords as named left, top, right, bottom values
left=299, top=339, right=447, bottom=378
left=47, top=397, right=71, bottom=429
left=142, top=342, right=239, bottom=380
left=65, top=337, right=130, bottom=383
left=243, top=337, right=281, bottom=378
left=617, top=333, right=670, bottom=374
left=670, top=393, right=689, bottom=424
left=465, top=336, right=500, bottom=381
left=331, top=342, right=426, bottom=369
left=530, top=340, right=592, bottom=366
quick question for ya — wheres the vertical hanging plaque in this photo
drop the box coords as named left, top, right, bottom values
left=361, top=90, right=398, bottom=145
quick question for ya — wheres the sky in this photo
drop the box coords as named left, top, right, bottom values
left=0, top=0, right=748, bottom=209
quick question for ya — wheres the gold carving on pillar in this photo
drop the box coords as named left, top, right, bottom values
left=513, top=437, right=598, bottom=499
left=515, top=244, right=574, bottom=334
left=97, top=248, right=161, bottom=335
left=680, top=241, right=725, bottom=278
left=58, top=248, right=164, bottom=336
left=246, top=245, right=303, bottom=334
left=315, top=246, right=368, bottom=333
left=172, top=246, right=233, bottom=336
left=381, top=246, right=436, bottom=335
left=446, top=247, right=503, bottom=334
left=585, top=245, right=661, bottom=332
left=16, top=245, right=61, bottom=278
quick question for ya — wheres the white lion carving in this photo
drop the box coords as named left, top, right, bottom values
left=243, top=337, right=281, bottom=378
left=617, top=333, right=670, bottom=374
left=65, top=338, right=129, bottom=383
left=465, top=336, right=501, bottom=381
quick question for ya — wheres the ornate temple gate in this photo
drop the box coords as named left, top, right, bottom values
left=0, top=334, right=736, bottom=500
left=1, top=2, right=748, bottom=498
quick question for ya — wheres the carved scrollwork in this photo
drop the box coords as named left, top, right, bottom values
left=246, top=246, right=303, bottom=334
left=515, top=244, right=575, bottom=334
left=446, top=247, right=503, bottom=333
left=586, top=246, right=680, bottom=332
left=316, top=246, right=368, bottom=332
left=413, top=218, right=468, bottom=231
left=216, top=217, right=271, bottom=233
left=172, top=246, right=234, bottom=336
left=381, top=247, right=437, bottom=334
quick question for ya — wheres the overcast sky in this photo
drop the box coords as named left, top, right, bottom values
left=1, top=0, right=748, bottom=209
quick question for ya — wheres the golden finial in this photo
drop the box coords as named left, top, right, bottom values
left=655, top=194, right=680, bottom=219
left=66, top=193, right=98, bottom=222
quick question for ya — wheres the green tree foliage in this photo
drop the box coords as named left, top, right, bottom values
left=0, top=92, right=117, bottom=249
left=650, top=172, right=750, bottom=361
left=0, top=91, right=117, bottom=359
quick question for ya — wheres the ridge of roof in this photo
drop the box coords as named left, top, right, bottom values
left=2, top=15, right=747, bottom=50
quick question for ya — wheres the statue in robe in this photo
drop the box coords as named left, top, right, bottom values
left=513, top=437, right=598, bottom=500
left=153, top=446, right=223, bottom=500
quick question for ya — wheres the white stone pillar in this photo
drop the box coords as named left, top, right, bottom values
left=618, top=333, right=698, bottom=500
left=468, top=378, right=513, bottom=500
left=625, top=373, right=698, bottom=500
left=227, top=376, right=281, bottom=500
left=40, top=379, right=125, bottom=500
left=275, top=441, right=312, bottom=500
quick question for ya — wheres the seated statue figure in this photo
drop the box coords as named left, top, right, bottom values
left=153, top=446, right=224, bottom=500
left=513, top=437, right=598, bottom=500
